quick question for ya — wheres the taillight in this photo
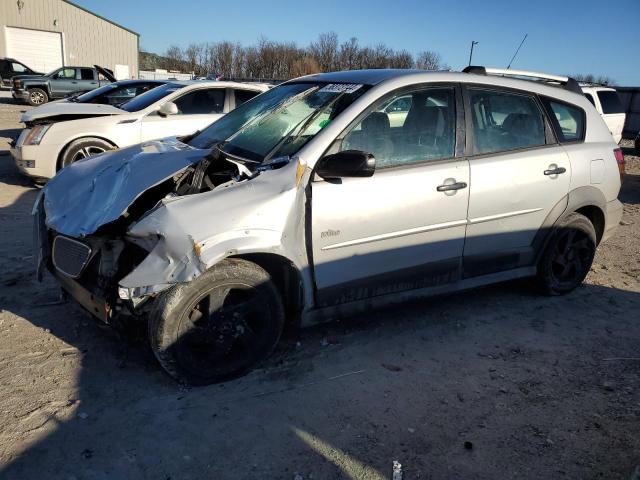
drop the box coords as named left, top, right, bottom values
left=614, top=148, right=625, bottom=182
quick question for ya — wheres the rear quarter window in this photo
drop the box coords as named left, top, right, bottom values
left=597, top=91, right=624, bottom=114
left=543, top=99, right=585, bottom=143
left=584, top=93, right=596, bottom=107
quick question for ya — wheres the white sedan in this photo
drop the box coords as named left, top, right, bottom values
left=11, top=81, right=269, bottom=180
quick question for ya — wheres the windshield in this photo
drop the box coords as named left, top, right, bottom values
left=119, top=83, right=183, bottom=112
left=189, top=82, right=369, bottom=162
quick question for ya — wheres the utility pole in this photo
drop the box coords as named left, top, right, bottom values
left=468, top=41, right=478, bottom=66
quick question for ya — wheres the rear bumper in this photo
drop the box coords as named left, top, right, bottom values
left=602, top=199, right=623, bottom=243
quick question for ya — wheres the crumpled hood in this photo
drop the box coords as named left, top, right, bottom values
left=43, top=138, right=209, bottom=238
left=21, top=102, right=126, bottom=123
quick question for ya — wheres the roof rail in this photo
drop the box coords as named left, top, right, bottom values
left=462, top=66, right=583, bottom=95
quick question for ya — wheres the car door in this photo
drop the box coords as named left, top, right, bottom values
left=50, top=68, right=78, bottom=97
left=232, top=88, right=262, bottom=109
left=462, top=86, right=571, bottom=276
left=311, top=85, right=469, bottom=306
left=140, top=87, right=228, bottom=142
left=78, top=68, right=99, bottom=93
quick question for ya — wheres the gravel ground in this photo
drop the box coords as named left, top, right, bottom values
left=0, top=90, right=638, bottom=480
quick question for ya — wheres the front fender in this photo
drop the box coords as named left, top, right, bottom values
left=24, top=82, right=50, bottom=94
left=118, top=160, right=310, bottom=300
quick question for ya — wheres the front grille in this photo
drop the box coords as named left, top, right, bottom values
left=52, top=236, right=92, bottom=278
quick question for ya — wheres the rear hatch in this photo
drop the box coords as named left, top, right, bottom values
left=597, top=89, right=625, bottom=142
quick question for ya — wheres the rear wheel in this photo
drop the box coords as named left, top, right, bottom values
left=149, top=259, right=285, bottom=385
left=536, top=212, right=597, bottom=295
left=27, top=88, right=48, bottom=106
left=60, top=137, right=114, bottom=169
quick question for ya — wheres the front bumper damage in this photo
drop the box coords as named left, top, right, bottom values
left=36, top=137, right=306, bottom=324
left=35, top=139, right=211, bottom=322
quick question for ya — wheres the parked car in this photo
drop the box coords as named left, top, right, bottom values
left=0, top=58, right=42, bottom=88
left=581, top=85, right=625, bottom=143
left=12, top=81, right=268, bottom=180
left=36, top=67, right=624, bottom=385
left=21, top=80, right=168, bottom=120
left=11, top=65, right=116, bottom=106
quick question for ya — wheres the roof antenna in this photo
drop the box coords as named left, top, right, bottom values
left=507, top=33, right=528, bottom=69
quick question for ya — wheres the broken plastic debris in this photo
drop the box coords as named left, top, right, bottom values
left=392, top=460, right=403, bottom=480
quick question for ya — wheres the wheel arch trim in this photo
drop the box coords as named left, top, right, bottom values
left=56, top=135, right=119, bottom=170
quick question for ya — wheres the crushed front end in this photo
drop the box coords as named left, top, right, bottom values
left=34, top=137, right=302, bottom=330
left=34, top=138, right=248, bottom=326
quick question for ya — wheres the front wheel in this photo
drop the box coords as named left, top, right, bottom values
left=536, top=212, right=597, bottom=295
left=149, top=259, right=285, bottom=385
left=59, top=137, right=114, bottom=169
left=27, top=88, right=48, bottom=106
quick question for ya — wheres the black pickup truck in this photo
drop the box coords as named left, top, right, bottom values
left=12, top=65, right=116, bottom=106
left=0, top=58, right=42, bottom=88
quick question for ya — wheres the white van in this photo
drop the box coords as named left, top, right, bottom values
left=581, top=85, right=625, bottom=143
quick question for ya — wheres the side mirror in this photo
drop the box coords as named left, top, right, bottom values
left=158, top=101, right=178, bottom=117
left=316, top=150, right=375, bottom=180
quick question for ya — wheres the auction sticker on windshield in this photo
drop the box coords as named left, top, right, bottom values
left=319, top=83, right=363, bottom=94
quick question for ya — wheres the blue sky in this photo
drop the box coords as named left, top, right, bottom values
left=78, top=0, right=640, bottom=85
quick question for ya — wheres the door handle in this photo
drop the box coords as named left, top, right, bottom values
left=437, top=181, right=467, bottom=192
left=544, top=167, right=566, bottom=175
left=71, top=81, right=77, bottom=84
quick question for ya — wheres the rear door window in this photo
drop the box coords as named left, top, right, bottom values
left=174, top=88, right=226, bottom=114
left=544, top=100, right=585, bottom=143
left=80, top=68, right=95, bottom=80
left=468, top=89, right=546, bottom=155
left=234, top=89, right=260, bottom=107
left=597, top=91, right=624, bottom=114
left=584, top=93, right=596, bottom=107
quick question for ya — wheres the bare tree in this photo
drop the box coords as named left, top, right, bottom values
left=573, top=73, right=615, bottom=86
left=291, top=56, right=321, bottom=77
left=146, top=34, right=448, bottom=81
left=184, top=43, right=203, bottom=74
left=164, top=45, right=184, bottom=71
left=390, top=50, right=414, bottom=69
left=337, top=37, right=359, bottom=70
left=309, top=32, right=339, bottom=71
left=415, top=50, right=442, bottom=70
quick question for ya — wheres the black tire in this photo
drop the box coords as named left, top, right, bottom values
left=149, top=259, right=285, bottom=385
left=536, top=212, right=597, bottom=295
left=60, top=137, right=114, bottom=169
left=27, top=88, right=48, bottom=106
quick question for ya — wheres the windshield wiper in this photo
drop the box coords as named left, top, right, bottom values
left=214, top=142, right=260, bottom=165
left=217, top=86, right=320, bottom=151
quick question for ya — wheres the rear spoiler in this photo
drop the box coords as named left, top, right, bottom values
left=463, top=66, right=583, bottom=95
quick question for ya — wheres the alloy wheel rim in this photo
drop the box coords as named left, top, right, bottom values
left=71, top=146, right=106, bottom=163
left=30, top=91, right=45, bottom=104
left=550, top=228, right=593, bottom=284
left=175, top=283, right=269, bottom=379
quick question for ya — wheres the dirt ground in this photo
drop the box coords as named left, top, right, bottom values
left=0, top=89, right=638, bottom=480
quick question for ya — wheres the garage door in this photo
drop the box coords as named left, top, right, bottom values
left=5, top=27, right=63, bottom=73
